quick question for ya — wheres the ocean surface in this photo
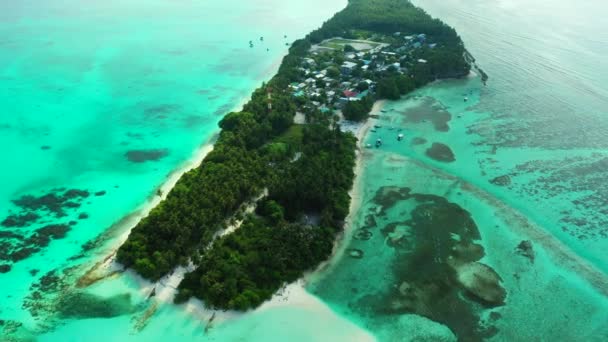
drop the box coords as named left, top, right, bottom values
left=0, top=0, right=350, bottom=340
left=310, top=0, right=608, bottom=340
left=2, top=0, right=608, bottom=341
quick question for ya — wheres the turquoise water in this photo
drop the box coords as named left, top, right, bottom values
left=3, top=0, right=608, bottom=341
left=0, top=0, right=351, bottom=340
left=310, top=78, right=608, bottom=340
left=410, top=0, right=608, bottom=274
left=308, top=0, right=608, bottom=340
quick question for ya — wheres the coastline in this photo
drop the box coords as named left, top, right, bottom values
left=76, top=137, right=218, bottom=288
left=74, top=54, right=371, bottom=333
left=66, top=0, right=474, bottom=334
left=85, top=57, right=286, bottom=263
left=307, top=99, right=385, bottom=280
left=77, top=94, right=386, bottom=338
left=111, top=0, right=475, bottom=312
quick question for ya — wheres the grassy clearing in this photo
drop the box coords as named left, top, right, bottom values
left=318, top=38, right=382, bottom=51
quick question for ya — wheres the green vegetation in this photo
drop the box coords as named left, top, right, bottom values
left=318, top=38, right=382, bottom=51
left=117, top=0, right=470, bottom=310
left=288, top=0, right=470, bottom=122
left=343, top=97, right=374, bottom=121
left=175, top=126, right=355, bottom=309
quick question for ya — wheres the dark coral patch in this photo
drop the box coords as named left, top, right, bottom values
left=490, top=175, right=511, bottom=186
left=426, top=142, right=455, bottom=162
left=144, top=104, right=180, bottom=117
left=354, top=229, right=373, bottom=241
left=10, top=247, right=40, bottom=262
left=63, top=202, right=81, bottom=209
left=0, top=241, right=12, bottom=261
left=0, top=223, right=71, bottom=264
left=399, top=97, right=452, bottom=132
left=363, top=214, right=378, bottom=229
left=30, top=224, right=71, bottom=247
left=6, top=188, right=89, bottom=221
left=0, top=231, right=22, bottom=240
left=1, top=212, right=40, bottom=228
left=56, top=292, right=136, bottom=318
left=411, top=137, right=427, bottom=145
left=516, top=240, right=535, bottom=263
left=361, top=187, right=505, bottom=341
left=63, top=189, right=90, bottom=200
left=34, top=270, right=61, bottom=293
left=125, top=149, right=169, bottom=163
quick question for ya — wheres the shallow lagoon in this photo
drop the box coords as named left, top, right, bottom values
left=0, top=0, right=350, bottom=339
left=3, top=0, right=608, bottom=340
left=308, top=0, right=608, bottom=338
left=310, top=76, right=608, bottom=340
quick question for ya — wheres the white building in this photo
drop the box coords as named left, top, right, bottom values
left=341, top=61, right=357, bottom=75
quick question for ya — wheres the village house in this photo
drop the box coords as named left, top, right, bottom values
left=341, top=61, right=357, bottom=75
left=293, top=32, right=434, bottom=116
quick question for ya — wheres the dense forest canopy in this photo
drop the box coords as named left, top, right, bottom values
left=117, top=0, right=470, bottom=309
left=310, top=0, right=461, bottom=44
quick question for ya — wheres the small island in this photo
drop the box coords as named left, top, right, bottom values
left=117, top=0, right=470, bottom=310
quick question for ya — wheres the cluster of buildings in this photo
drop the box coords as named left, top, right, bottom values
left=289, top=33, right=434, bottom=115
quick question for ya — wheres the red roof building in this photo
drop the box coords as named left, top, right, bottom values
left=343, top=90, right=358, bottom=98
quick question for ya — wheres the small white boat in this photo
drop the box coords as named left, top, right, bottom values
left=397, top=133, right=404, bottom=141
left=464, top=96, right=469, bottom=102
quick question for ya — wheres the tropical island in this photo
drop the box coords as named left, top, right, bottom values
left=116, top=0, right=470, bottom=311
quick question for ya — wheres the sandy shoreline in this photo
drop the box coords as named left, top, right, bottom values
left=76, top=64, right=387, bottom=340
left=307, top=99, right=386, bottom=279
left=74, top=56, right=383, bottom=336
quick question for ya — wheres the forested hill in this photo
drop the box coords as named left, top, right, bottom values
left=116, top=0, right=470, bottom=310
left=309, top=0, right=469, bottom=75
left=312, top=0, right=462, bottom=44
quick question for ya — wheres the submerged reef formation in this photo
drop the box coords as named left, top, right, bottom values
left=426, top=142, right=455, bottom=162
left=490, top=174, right=511, bottom=186
left=400, top=96, right=451, bottom=132
left=21, top=265, right=137, bottom=327
left=316, top=186, right=506, bottom=341
left=411, top=137, right=428, bottom=145
left=374, top=186, right=506, bottom=306
left=116, top=0, right=471, bottom=311
left=516, top=240, right=535, bottom=263
left=56, top=292, right=136, bottom=319
left=125, top=149, right=169, bottom=163
left=0, top=188, right=105, bottom=270
left=2, top=188, right=90, bottom=227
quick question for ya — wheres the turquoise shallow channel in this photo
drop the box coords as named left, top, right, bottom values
left=2, top=0, right=608, bottom=341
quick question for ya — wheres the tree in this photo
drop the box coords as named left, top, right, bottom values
left=326, top=66, right=340, bottom=78
left=377, top=77, right=400, bottom=100
left=343, top=99, right=372, bottom=121
left=344, top=44, right=356, bottom=52
left=259, top=200, right=285, bottom=224
left=356, top=81, right=369, bottom=92
left=120, top=0, right=471, bottom=309
left=396, top=75, right=415, bottom=94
